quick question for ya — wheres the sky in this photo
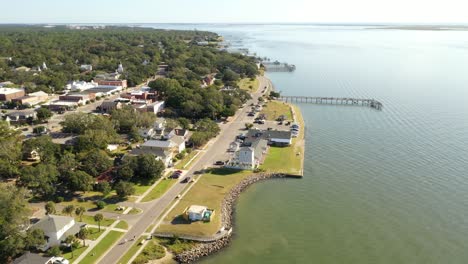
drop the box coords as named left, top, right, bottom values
left=1, top=0, right=468, bottom=24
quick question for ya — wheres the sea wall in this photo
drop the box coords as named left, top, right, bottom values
left=175, top=172, right=288, bottom=263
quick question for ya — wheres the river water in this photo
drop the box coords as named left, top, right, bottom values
left=150, top=24, right=468, bottom=263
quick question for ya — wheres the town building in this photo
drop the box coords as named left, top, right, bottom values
left=12, top=91, right=49, bottom=106
left=97, top=101, right=122, bottom=113
left=146, top=101, right=165, bottom=114
left=227, top=139, right=268, bottom=170
left=65, top=81, right=98, bottom=91
left=59, top=92, right=95, bottom=104
left=30, top=215, right=86, bottom=251
left=84, top=85, right=122, bottom=97
left=0, top=87, right=26, bottom=102
left=6, top=110, right=37, bottom=124
left=97, top=79, right=128, bottom=88
left=94, top=72, right=121, bottom=81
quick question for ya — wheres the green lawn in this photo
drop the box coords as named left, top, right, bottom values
left=117, top=237, right=145, bottom=264
left=115, top=220, right=129, bottom=230
left=141, top=179, right=177, bottom=202
left=87, top=227, right=105, bottom=240
left=80, top=231, right=124, bottom=264
left=78, top=215, right=115, bottom=227
left=175, top=150, right=199, bottom=170
left=133, top=240, right=166, bottom=264
left=157, top=168, right=253, bottom=237
left=260, top=103, right=304, bottom=176
left=238, top=77, right=259, bottom=92
left=156, top=237, right=196, bottom=255
left=133, top=184, right=152, bottom=196
left=260, top=100, right=293, bottom=121
left=63, top=245, right=88, bottom=263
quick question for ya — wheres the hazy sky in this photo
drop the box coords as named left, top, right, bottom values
left=1, top=0, right=467, bottom=24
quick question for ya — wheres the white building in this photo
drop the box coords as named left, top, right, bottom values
left=65, top=81, right=98, bottom=91
left=117, top=62, right=124, bottom=73
left=228, top=139, right=268, bottom=170
left=186, top=205, right=208, bottom=221
left=80, top=64, right=93, bottom=71
left=146, top=101, right=165, bottom=114
left=30, top=215, right=86, bottom=251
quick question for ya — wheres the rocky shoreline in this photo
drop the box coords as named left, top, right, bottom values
left=175, top=172, right=288, bottom=263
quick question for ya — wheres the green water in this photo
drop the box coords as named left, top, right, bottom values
left=151, top=24, right=468, bottom=263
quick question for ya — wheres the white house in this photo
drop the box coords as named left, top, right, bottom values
left=236, top=147, right=255, bottom=170
left=31, top=215, right=86, bottom=251
left=227, top=139, right=268, bottom=170
left=80, top=64, right=93, bottom=71
left=138, top=127, right=156, bottom=139
left=186, top=205, right=208, bottom=221
left=146, top=101, right=165, bottom=114
left=65, top=81, right=98, bottom=91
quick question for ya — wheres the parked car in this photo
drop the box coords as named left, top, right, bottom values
left=285, top=121, right=291, bottom=126
left=258, top=120, right=265, bottom=124
left=215, top=160, right=225, bottom=165
left=182, top=177, right=191, bottom=183
left=171, top=172, right=181, bottom=179
left=248, top=112, right=255, bottom=116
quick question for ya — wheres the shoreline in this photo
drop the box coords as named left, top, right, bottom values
left=174, top=172, right=298, bottom=263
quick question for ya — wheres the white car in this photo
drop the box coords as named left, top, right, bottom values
left=51, top=257, right=70, bottom=264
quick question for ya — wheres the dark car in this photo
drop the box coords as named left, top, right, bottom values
left=248, top=112, right=255, bottom=117
left=171, top=172, right=181, bottom=179
left=215, top=160, right=225, bottom=165
left=182, top=177, right=191, bottom=183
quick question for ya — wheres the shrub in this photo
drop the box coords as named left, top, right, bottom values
left=175, top=153, right=184, bottom=160
left=47, top=245, right=62, bottom=257
left=55, top=196, right=64, bottom=203
left=96, top=200, right=107, bottom=209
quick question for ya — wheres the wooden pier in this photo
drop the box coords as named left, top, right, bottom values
left=279, top=96, right=383, bottom=110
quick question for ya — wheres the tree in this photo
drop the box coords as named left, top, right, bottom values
left=80, top=150, right=113, bottom=177
left=47, top=245, right=61, bottom=257
left=94, top=213, right=104, bottom=232
left=134, top=154, right=165, bottom=183
left=0, top=120, right=22, bottom=179
left=189, top=132, right=210, bottom=148
left=177, top=117, right=190, bottom=129
left=57, top=151, right=78, bottom=177
left=75, top=206, right=86, bottom=222
left=36, top=107, right=53, bottom=122
left=62, top=205, right=75, bottom=217
left=77, top=228, right=89, bottom=247
left=245, top=123, right=254, bottom=130
left=68, top=171, right=94, bottom=193
left=65, top=235, right=79, bottom=259
left=96, top=182, right=111, bottom=196
left=45, top=201, right=56, bottom=215
left=114, top=181, right=136, bottom=199
left=194, top=118, right=220, bottom=137
left=20, top=163, right=59, bottom=198
left=24, top=229, right=46, bottom=250
left=22, top=136, right=59, bottom=164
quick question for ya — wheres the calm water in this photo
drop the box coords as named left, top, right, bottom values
left=151, top=24, right=468, bottom=263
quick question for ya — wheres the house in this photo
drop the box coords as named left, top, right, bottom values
left=6, top=110, right=37, bottom=123
left=12, top=91, right=49, bottom=106
left=30, top=215, right=86, bottom=251
left=153, top=118, right=166, bottom=138
left=94, top=72, right=121, bottom=81
left=26, top=149, right=41, bottom=161
left=97, top=101, right=122, bottom=113
left=202, top=76, right=215, bottom=87
left=96, top=79, right=128, bottom=88
left=227, top=139, right=268, bottom=170
left=244, top=129, right=292, bottom=146
left=15, top=66, right=31, bottom=72
left=130, top=146, right=173, bottom=167
left=170, top=136, right=186, bottom=153
left=138, top=127, right=155, bottom=139
left=13, top=252, right=54, bottom=264
left=80, top=64, right=93, bottom=71
left=146, top=101, right=165, bottom=114
left=184, top=205, right=214, bottom=222
left=0, top=87, right=25, bottom=102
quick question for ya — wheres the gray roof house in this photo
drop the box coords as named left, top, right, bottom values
left=30, top=215, right=86, bottom=251
left=244, top=129, right=292, bottom=146
left=13, top=252, right=53, bottom=264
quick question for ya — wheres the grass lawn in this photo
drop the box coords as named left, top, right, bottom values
left=133, top=240, right=166, bottom=263
left=260, top=100, right=293, bottom=121
left=238, top=77, right=259, bottom=92
left=117, top=236, right=145, bottom=264
left=156, top=237, right=197, bottom=254
left=87, top=227, right=105, bottom=240
left=157, top=168, right=253, bottom=237
left=133, top=184, right=152, bottom=196
left=80, top=231, right=124, bottom=264
left=141, top=179, right=177, bottom=202
left=115, top=220, right=129, bottom=230
left=63, top=245, right=88, bottom=263
left=78, top=215, right=115, bottom=227
left=174, top=150, right=199, bottom=170
left=260, top=103, right=305, bottom=176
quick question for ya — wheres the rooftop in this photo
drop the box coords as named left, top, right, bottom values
left=187, top=205, right=207, bottom=214
left=31, top=214, right=74, bottom=234
left=0, top=87, right=24, bottom=94
left=142, top=140, right=174, bottom=148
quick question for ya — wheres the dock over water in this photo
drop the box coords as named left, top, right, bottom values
left=279, top=96, right=383, bottom=110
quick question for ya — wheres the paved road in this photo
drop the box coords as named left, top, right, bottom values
left=99, top=76, right=271, bottom=264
